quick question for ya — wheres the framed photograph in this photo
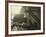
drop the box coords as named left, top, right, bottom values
left=5, top=1, right=45, bottom=36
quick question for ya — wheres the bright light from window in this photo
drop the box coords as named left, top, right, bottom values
left=11, top=5, right=22, bottom=16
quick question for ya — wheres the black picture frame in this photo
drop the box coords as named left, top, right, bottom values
left=5, top=0, right=45, bottom=37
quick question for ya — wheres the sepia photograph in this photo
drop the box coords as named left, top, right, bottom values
left=11, top=6, right=41, bottom=31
